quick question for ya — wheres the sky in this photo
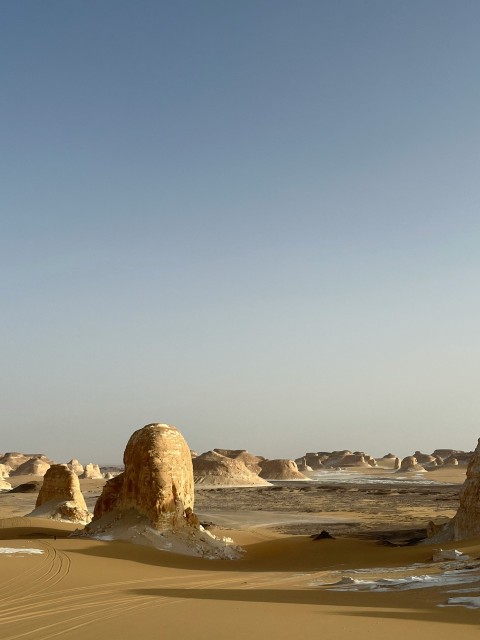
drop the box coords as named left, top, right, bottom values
left=1, top=1, right=480, bottom=464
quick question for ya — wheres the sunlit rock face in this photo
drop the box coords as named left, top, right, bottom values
left=451, top=438, right=480, bottom=540
left=0, top=478, right=12, bottom=491
left=31, top=463, right=92, bottom=524
left=93, top=423, right=195, bottom=528
left=85, top=423, right=241, bottom=559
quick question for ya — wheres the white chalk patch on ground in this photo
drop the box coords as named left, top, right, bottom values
left=0, top=547, right=44, bottom=554
left=311, top=558, right=480, bottom=594
left=307, top=471, right=444, bottom=485
left=440, top=596, right=480, bottom=609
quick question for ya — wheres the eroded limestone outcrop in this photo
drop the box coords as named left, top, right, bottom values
left=80, top=463, right=103, bottom=479
left=0, top=478, right=12, bottom=491
left=398, top=456, right=425, bottom=473
left=259, top=459, right=308, bottom=480
left=29, top=464, right=92, bottom=524
left=193, top=451, right=269, bottom=486
left=449, top=438, right=480, bottom=540
left=67, top=459, right=85, bottom=476
left=0, top=464, right=10, bottom=478
left=11, top=456, right=52, bottom=476
left=85, top=423, right=241, bottom=558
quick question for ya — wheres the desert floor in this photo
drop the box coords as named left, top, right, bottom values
left=1, top=467, right=479, bottom=640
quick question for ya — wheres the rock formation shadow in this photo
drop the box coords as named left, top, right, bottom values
left=125, top=586, right=480, bottom=627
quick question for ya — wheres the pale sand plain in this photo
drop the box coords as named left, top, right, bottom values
left=1, top=467, right=479, bottom=640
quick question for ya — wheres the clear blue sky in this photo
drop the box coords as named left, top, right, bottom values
left=2, top=1, right=480, bottom=463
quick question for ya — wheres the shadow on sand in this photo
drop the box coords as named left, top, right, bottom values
left=125, top=586, right=480, bottom=627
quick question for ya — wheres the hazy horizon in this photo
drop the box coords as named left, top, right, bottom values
left=2, top=2, right=480, bottom=464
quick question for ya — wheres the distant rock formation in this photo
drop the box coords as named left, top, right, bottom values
left=444, top=457, right=459, bottom=466
left=0, top=478, right=12, bottom=491
left=67, top=459, right=84, bottom=476
left=431, top=449, right=460, bottom=460
left=301, top=453, right=323, bottom=470
left=193, top=451, right=269, bottom=486
left=398, top=456, right=425, bottom=472
left=0, top=464, right=10, bottom=478
left=11, top=456, right=52, bottom=476
left=29, top=464, right=92, bottom=524
left=259, top=459, right=308, bottom=480
left=295, top=457, right=313, bottom=472
left=80, top=463, right=103, bottom=479
left=0, top=452, right=37, bottom=471
left=413, top=451, right=437, bottom=465
left=295, top=450, right=378, bottom=470
left=336, top=453, right=374, bottom=468
left=85, top=423, right=241, bottom=558
left=212, top=449, right=265, bottom=473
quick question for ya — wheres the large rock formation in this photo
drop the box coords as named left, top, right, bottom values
left=193, top=451, right=269, bottom=486
left=80, top=463, right=103, bottom=479
left=428, top=438, right=480, bottom=542
left=0, top=452, right=33, bottom=471
left=449, top=438, right=480, bottom=540
left=259, top=459, right=308, bottom=480
left=29, top=464, right=92, bottom=524
left=86, top=423, right=241, bottom=558
left=11, top=456, right=52, bottom=476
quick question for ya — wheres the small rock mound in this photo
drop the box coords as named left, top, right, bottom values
left=444, top=457, right=459, bottom=466
left=29, top=464, right=92, bottom=524
left=193, top=451, right=269, bottom=486
left=398, top=456, right=425, bottom=473
left=67, top=459, right=84, bottom=476
left=0, top=464, right=11, bottom=478
left=80, top=463, right=103, bottom=479
left=259, top=459, right=308, bottom=480
left=0, top=478, right=12, bottom=491
left=413, top=451, right=437, bottom=465
left=85, top=423, right=242, bottom=558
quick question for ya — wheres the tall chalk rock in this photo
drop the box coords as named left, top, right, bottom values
left=94, top=423, right=194, bottom=527
left=30, top=464, right=92, bottom=524
left=451, top=438, right=480, bottom=540
left=86, top=423, right=241, bottom=558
